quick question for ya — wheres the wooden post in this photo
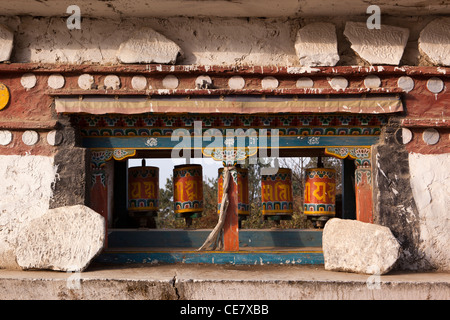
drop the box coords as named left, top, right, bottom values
left=223, top=167, right=239, bottom=251
left=355, top=167, right=374, bottom=223
left=90, top=150, right=112, bottom=248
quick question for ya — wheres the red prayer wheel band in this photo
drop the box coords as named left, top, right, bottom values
left=261, top=168, right=294, bottom=216
left=218, top=167, right=250, bottom=216
left=173, top=164, right=203, bottom=214
left=303, top=168, right=336, bottom=217
left=128, top=166, right=159, bottom=212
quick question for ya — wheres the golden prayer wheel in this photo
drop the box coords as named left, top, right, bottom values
left=128, top=161, right=159, bottom=228
left=173, top=164, right=203, bottom=225
left=304, top=167, right=336, bottom=227
left=217, top=167, right=250, bottom=218
left=261, top=168, right=293, bottom=221
left=128, top=164, right=159, bottom=212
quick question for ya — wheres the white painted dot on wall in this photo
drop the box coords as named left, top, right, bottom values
left=131, top=76, right=148, bottom=90
left=228, top=76, right=245, bottom=90
left=22, top=130, right=39, bottom=146
left=422, top=128, right=440, bottom=145
left=0, top=130, right=12, bottom=146
left=364, top=75, right=381, bottom=88
left=261, top=76, right=279, bottom=89
left=397, top=76, right=414, bottom=93
left=329, top=76, right=348, bottom=90
left=78, top=74, right=95, bottom=90
left=402, top=128, right=413, bottom=145
left=195, top=75, right=211, bottom=89
left=47, top=130, right=63, bottom=146
left=426, top=77, right=444, bottom=94
left=21, top=73, right=37, bottom=90
left=104, top=75, right=121, bottom=90
left=47, top=74, right=65, bottom=89
left=296, top=77, right=314, bottom=88
left=163, top=75, right=179, bottom=89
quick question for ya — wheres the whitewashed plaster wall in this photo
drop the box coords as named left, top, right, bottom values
left=0, top=155, right=58, bottom=269
left=409, top=153, right=450, bottom=272
left=0, top=15, right=443, bottom=66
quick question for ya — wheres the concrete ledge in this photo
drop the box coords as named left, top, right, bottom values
left=0, top=264, right=448, bottom=300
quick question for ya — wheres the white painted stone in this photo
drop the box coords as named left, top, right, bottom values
left=344, top=22, right=409, bottom=65
left=195, top=75, right=212, bottom=89
left=0, top=24, right=14, bottom=62
left=78, top=74, right=95, bottom=90
left=20, top=73, right=37, bottom=90
left=22, top=131, right=39, bottom=146
left=397, top=76, right=415, bottom=93
left=426, top=77, right=444, bottom=94
left=294, top=22, right=339, bottom=67
left=163, top=75, right=179, bottom=89
left=296, top=77, right=314, bottom=88
left=402, top=128, right=413, bottom=145
left=0, top=130, right=12, bottom=146
left=103, top=75, right=121, bottom=90
left=323, top=218, right=401, bottom=275
left=364, top=75, right=381, bottom=88
left=47, top=74, right=65, bottom=89
left=131, top=75, right=148, bottom=90
left=419, top=17, right=450, bottom=66
left=15, top=205, right=105, bottom=272
left=261, top=76, right=279, bottom=89
left=0, top=155, right=58, bottom=269
left=409, top=152, right=450, bottom=271
left=329, top=76, right=348, bottom=90
left=422, top=128, right=440, bottom=145
left=117, top=27, right=182, bottom=64
left=228, top=76, right=245, bottom=90
left=46, top=130, right=63, bottom=146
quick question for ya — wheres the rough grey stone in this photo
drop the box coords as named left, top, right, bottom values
left=15, top=205, right=105, bottom=272
left=0, top=24, right=13, bottom=62
left=294, top=22, right=339, bottom=67
left=322, top=218, right=401, bottom=275
left=117, top=27, right=182, bottom=64
left=419, top=17, right=450, bottom=66
left=343, top=22, right=409, bottom=65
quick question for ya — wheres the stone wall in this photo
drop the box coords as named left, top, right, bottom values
left=0, top=15, right=447, bottom=67
left=0, top=12, right=448, bottom=272
left=0, top=155, right=58, bottom=269
left=373, top=122, right=450, bottom=272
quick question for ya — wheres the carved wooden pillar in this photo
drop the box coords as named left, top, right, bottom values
left=354, top=149, right=374, bottom=223
left=325, top=146, right=374, bottom=223
left=90, top=149, right=136, bottom=248
left=90, top=150, right=112, bottom=247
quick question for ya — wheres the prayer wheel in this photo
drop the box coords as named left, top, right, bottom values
left=218, top=167, right=250, bottom=218
left=128, top=160, right=159, bottom=228
left=128, top=163, right=159, bottom=212
left=303, top=167, right=336, bottom=227
left=173, top=164, right=203, bottom=225
left=261, top=168, right=293, bottom=220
